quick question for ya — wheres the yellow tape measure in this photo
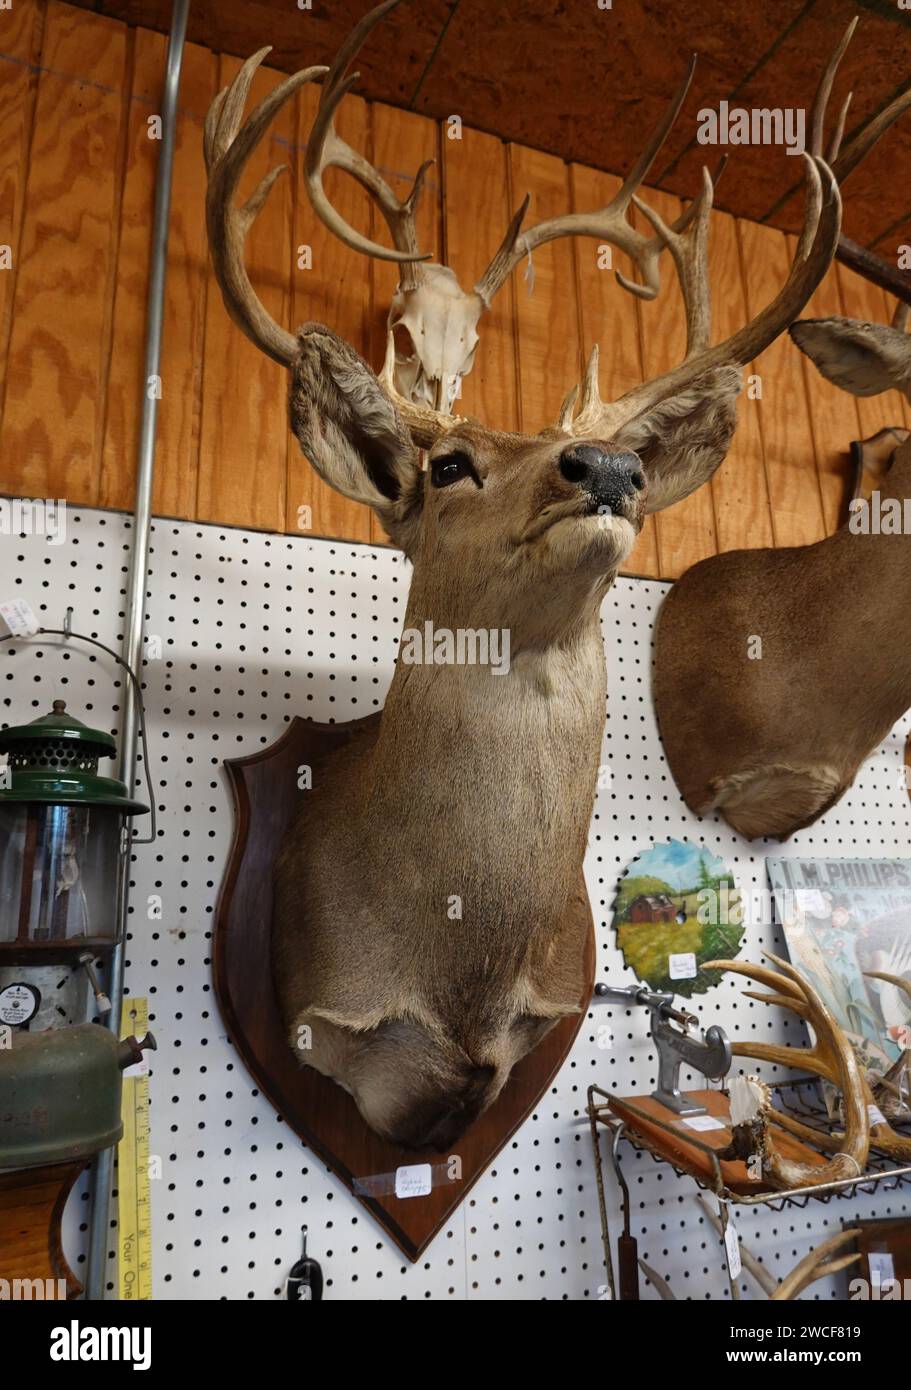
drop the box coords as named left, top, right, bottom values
left=118, top=996, right=153, bottom=1301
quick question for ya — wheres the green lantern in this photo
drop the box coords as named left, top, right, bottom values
left=0, top=700, right=149, bottom=964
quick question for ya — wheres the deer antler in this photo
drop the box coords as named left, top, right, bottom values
left=558, top=154, right=841, bottom=440
left=711, top=951, right=911, bottom=1168
left=815, top=15, right=911, bottom=184
left=865, top=969, right=911, bottom=1003
left=646, top=1203, right=862, bottom=1300
left=559, top=14, right=911, bottom=441
left=475, top=56, right=699, bottom=310
left=304, top=0, right=433, bottom=285
left=771, top=1229, right=861, bottom=1301
left=204, top=51, right=328, bottom=366
left=806, top=15, right=911, bottom=296
left=704, top=952, right=870, bottom=1189
left=205, top=42, right=458, bottom=446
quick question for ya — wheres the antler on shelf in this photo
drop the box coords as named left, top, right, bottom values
left=704, top=951, right=870, bottom=1188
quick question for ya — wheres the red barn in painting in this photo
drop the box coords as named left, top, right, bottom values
left=628, top=894, right=677, bottom=924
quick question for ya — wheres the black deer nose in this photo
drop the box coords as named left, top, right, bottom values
left=559, top=445, right=644, bottom=513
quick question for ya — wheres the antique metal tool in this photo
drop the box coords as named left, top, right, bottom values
left=594, top=982, right=732, bottom=1116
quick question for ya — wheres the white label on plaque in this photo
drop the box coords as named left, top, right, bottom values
left=0, top=597, right=38, bottom=637
left=394, top=1163, right=432, bottom=1199
left=869, top=1251, right=895, bottom=1287
left=669, top=952, right=697, bottom=980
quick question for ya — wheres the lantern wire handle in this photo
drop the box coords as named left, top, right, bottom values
left=0, top=628, right=158, bottom=846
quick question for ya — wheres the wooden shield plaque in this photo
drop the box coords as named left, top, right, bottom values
left=214, top=716, right=595, bottom=1261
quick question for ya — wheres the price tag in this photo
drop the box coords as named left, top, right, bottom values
left=394, top=1163, right=432, bottom=1199
left=795, top=888, right=829, bottom=915
left=724, top=1221, right=742, bottom=1280
left=669, top=952, right=697, bottom=980
left=122, top=1054, right=151, bottom=1079
left=681, top=1113, right=726, bottom=1132
left=0, top=597, right=39, bottom=637
left=869, top=1251, right=895, bottom=1287
left=868, top=1102, right=887, bottom=1128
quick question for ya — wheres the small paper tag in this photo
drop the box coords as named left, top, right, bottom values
left=869, top=1251, right=895, bottom=1286
left=868, top=1102, right=887, bottom=1128
left=795, top=888, right=829, bottom=915
left=669, top=951, right=697, bottom=980
left=394, top=1163, right=432, bottom=1199
left=681, top=1114, right=726, bottom=1132
left=725, top=1221, right=742, bottom=1280
left=0, top=597, right=39, bottom=637
left=122, top=1056, right=150, bottom=1079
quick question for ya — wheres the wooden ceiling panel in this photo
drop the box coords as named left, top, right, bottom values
left=57, top=0, right=911, bottom=247
left=412, top=0, right=813, bottom=187
left=665, top=0, right=911, bottom=236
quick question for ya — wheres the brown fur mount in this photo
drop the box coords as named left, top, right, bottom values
left=214, top=716, right=594, bottom=1260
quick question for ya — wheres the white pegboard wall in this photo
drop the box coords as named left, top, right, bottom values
left=2, top=506, right=910, bottom=1302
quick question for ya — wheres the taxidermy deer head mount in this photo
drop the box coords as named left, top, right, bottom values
left=654, top=23, right=911, bottom=843
left=206, top=13, right=856, bottom=1149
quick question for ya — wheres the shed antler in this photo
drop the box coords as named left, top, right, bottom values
left=771, top=1229, right=861, bottom=1301
left=704, top=952, right=870, bottom=1189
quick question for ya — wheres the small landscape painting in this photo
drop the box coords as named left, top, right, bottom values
left=613, top=838, right=743, bottom=997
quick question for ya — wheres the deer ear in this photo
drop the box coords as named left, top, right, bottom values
left=613, top=365, right=742, bottom=514
left=288, top=323, right=423, bottom=527
left=790, top=317, right=911, bottom=398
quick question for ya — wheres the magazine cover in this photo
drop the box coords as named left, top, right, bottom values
left=766, top=857, right=911, bottom=1074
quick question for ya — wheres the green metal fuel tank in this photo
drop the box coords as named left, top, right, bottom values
left=0, top=1024, right=155, bottom=1168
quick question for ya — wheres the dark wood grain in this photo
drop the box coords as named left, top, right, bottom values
left=853, top=1216, right=911, bottom=1285
left=213, top=714, right=595, bottom=1261
left=0, top=1161, right=86, bottom=1298
left=609, top=1088, right=829, bottom=1197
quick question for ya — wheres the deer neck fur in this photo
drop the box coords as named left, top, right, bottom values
left=824, top=448, right=911, bottom=733
left=359, top=567, right=612, bottom=1026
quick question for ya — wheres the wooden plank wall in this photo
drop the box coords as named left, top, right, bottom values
left=1, top=0, right=909, bottom=582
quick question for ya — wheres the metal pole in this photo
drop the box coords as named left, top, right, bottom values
left=85, top=0, right=189, bottom=1300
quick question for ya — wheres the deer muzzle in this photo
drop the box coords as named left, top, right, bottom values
left=558, top=444, right=645, bottom=517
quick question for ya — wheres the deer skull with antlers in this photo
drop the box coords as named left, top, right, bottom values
left=301, top=0, right=725, bottom=412
left=205, top=13, right=850, bottom=1148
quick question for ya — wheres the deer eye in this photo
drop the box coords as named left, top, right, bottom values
left=430, top=451, right=475, bottom=488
